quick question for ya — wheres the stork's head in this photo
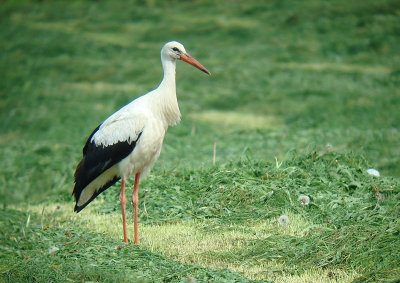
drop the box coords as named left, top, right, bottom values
left=162, top=41, right=211, bottom=75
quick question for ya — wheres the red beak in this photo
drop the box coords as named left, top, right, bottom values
left=180, top=52, right=211, bottom=75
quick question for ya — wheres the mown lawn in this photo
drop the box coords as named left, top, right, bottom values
left=1, top=0, right=400, bottom=282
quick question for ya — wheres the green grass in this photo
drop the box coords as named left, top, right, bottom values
left=1, top=0, right=400, bottom=282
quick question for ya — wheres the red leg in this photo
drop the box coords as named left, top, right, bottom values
left=119, top=179, right=128, bottom=243
left=132, top=172, right=141, bottom=245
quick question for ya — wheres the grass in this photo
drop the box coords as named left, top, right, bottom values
left=1, top=0, right=400, bottom=282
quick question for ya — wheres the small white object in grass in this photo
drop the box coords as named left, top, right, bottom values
left=367, top=168, right=380, bottom=177
left=48, top=246, right=59, bottom=254
left=278, top=215, right=290, bottom=226
left=326, top=143, right=332, bottom=152
left=298, top=195, right=310, bottom=206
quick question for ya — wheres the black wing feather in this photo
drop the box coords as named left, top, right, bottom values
left=73, top=125, right=142, bottom=212
left=74, top=176, right=120, bottom=213
left=82, top=124, right=101, bottom=155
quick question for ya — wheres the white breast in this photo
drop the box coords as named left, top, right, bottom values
left=118, top=114, right=167, bottom=179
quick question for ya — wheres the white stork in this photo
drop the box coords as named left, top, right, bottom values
left=72, top=41, right=210, bottom=244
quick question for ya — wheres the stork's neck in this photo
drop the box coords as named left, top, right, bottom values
left=156, top=56, right=181, bottom=126
left=160, top=57, right=176, bottom=92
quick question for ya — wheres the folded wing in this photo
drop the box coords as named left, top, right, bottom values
left=73, top=117, right=144, bottom=212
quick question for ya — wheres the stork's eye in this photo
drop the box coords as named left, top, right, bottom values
left=172, top=47, right=180, bottom=52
